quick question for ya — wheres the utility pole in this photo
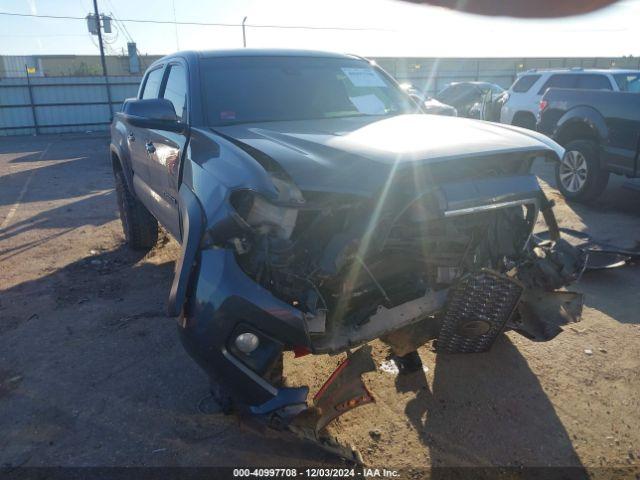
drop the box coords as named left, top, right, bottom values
left=25, top=65, right=39, bottom=135
left=242, top=16, right=247, bottom=47
left=92, top=0, right=114, bottom=117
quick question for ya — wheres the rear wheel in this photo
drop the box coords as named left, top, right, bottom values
left=511, top=111, right=536, bottom=130
left=555, top=139, right=609, bottom=202
left=114, top=168, right=158, bottom=250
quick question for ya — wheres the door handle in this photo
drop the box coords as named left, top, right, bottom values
left=127, top=131, right=135, bottom=142
left=145, top=142, right=156, bottom=154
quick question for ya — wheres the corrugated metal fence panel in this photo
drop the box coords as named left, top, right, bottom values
left=0, top=106, right=34, bottom=136
left=0, top=75, right=142, bottom=136
left=0, top=85, right=31, bottom=106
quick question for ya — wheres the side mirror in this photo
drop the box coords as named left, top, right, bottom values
left=122, top=98, right=186, bottom=133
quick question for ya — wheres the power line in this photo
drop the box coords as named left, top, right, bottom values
left=101, top=2, right=149, bottom=70
left=104, top=0, right=134, bottom=43
left=0, top=33, right=88, bottom=37
left=171, top=0, right=179, bottom=50
left=0, top=11, right=394, bottom=31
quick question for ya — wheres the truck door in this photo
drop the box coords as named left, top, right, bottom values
left=144, top=62, right=189, bottom=240
left=128, top=66, right=165, bottom=200
left=602, top=93, right=640, bottom=176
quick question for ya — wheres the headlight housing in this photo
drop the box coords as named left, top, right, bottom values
left=231, top=175, right=304, bottom=240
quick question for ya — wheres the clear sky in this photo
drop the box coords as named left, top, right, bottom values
left=1, top=0, right=639, bottom=58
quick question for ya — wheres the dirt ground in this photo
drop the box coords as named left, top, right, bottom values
left=1, top=134, right=639, bottom=473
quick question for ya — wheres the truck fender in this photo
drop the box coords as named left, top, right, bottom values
left=554, top=106, right=608, bottom=145
left=110, top=143, right=135, bottom=197
left=168, top=184, right=204, bottom=316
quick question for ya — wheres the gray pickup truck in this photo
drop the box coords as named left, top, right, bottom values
left=110, top=49, right=584, bottom=443
left=537, top=85, right=640, bottom=201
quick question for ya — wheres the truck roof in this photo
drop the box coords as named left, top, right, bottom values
left=197, top=48, right=357, bottom=59
left=152, top=48, right=360, bottom=64
left=146, top=49, right=366, bottom=72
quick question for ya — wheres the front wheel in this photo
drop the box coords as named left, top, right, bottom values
left=511, top=112, right=536, bottom=130
left=555, top=140, right=609, bottom=202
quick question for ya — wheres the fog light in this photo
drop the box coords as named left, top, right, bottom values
left=235, top=332, right=259, bottom=354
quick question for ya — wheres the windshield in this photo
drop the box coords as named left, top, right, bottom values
left=200, top=56, right=414, bottom=126
left=436, top=84, right=479, bottom=105
left=614, top=73, right=640, bottom=93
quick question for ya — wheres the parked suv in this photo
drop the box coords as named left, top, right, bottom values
left=500, top=68, right=640, bottom=129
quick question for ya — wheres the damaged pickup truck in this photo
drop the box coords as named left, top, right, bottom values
left=110, top=49, right=585, bottom=454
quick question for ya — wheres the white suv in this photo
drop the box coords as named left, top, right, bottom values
left=500, top=68, right=639, bottom=129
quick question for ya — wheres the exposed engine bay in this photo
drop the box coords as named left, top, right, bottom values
left=204, top=154, right=589, bottom=461
left=168, top=112, right=617, bottom=462
left=225, top=160, right=585, bottom=358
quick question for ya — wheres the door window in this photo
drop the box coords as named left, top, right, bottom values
left=576, top=74, right=612, bottom=90
left=511, top=75, right=540, bottom=93
left=537, top=74, right=578, bottom=94
left=140, top=67, right=164, bottom=99
left=613, top=74, right=640, bottom=92
left=162, top=64, right=188, bottom=121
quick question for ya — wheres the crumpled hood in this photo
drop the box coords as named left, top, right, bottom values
left=214, top=114, right=563, bottom=195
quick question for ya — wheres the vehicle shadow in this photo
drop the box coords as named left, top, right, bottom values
left=0, top=154, right=110, bottom=209
left=395, top=336, right=585, bottom=474
left=0, top=245, right=336, bottom=467
left=0, top=191, right=117, bottom=257
left=533, top=159, right=640, bottom=325
left=0, top=134, right=108, bottom=163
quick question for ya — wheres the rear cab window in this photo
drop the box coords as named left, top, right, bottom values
left=511, top=75, right=541, bottom=93
left=614, top=73, right=640, bottom=92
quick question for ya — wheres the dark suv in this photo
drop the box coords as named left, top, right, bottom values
left=110, top=49, right=584, bottom=441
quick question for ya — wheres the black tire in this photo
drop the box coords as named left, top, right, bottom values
left=555, top=139, right=609, bottom=202
left=511, top=112, right=536, bottom=130
left=263, top=353, right=284, bottom=387
left=209, top=378, right=235, bottom=415
left=114, top=168, right=158, bottom=250
left=207, top=354, right=283, bottom=415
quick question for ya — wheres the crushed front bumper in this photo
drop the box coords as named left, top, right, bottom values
left=179, top=247, right=309, bottom=405
left=176, top=175, right=587, bottom=448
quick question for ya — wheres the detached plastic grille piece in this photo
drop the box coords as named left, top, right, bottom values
left=436, top=270, right=523, bottom=353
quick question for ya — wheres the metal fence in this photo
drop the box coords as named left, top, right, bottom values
left=0, top=75, right=142, bottom=136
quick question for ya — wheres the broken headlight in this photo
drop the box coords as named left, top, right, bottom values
left=231, top=176, right=304, bottom=240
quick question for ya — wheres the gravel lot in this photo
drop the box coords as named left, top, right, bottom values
left=0, top=134, right=638, bottom=474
